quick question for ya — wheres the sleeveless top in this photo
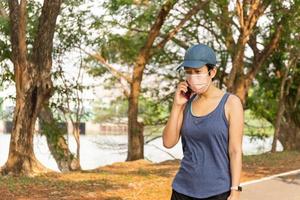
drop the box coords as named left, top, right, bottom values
left=172, top=92, right=231, bottom=198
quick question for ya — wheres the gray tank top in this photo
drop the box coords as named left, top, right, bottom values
left=172, top=92, right=231, bottom=198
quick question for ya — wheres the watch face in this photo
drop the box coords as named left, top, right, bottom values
left=238, top=186, right=242, bottom=191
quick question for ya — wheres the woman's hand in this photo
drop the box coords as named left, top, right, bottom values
left=174, top=81, right=191, bottom=106
left=227, top=190, right=241, bottom=200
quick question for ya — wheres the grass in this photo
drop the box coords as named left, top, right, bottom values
left=0, top=151, right=300, bottom=200
left=0, top=108, right=290, bottom=199
left=244, top=109, right=274, bottom=138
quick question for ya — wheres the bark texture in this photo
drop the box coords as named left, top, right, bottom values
left=1, top=0, right=62, bottom=176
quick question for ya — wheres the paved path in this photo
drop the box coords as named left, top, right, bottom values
left=240, top=169, right=300, bottom=200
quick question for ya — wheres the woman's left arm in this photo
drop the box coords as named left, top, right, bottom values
left=226, top=95, right=244, bottom=200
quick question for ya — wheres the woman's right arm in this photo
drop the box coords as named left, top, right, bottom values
left=163, top=81, right=189, bottom=148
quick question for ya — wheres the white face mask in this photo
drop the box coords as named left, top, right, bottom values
left=185, top=72, right=211, bottom=94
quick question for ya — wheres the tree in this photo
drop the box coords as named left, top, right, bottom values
left=272, top=50, right=299, bottom=152
left=243, top=0, right=300, bottom=151
left=85, top=0, right=209, bottom=160
left=0, top=0, right=89, bottom=172
left=248, top=17, right=300, bottom=151
left=38, top=0, right=91, bottom=171
left=249, top=47, right=300, bottom=151
left=1, top=0, right=63, bottom=176
left=189, top=0, right=300, bottom=105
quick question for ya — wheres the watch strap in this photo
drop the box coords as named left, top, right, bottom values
left=230, top=185, right=242, bottom=191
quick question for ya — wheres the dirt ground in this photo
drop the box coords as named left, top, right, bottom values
left=0, top=150, right=300, bottom=200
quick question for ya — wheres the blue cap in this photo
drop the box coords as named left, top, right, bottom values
left=176, top=44, right=217, bottom=71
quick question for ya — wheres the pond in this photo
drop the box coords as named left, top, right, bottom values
left=0, top=134, right=283, bottom=172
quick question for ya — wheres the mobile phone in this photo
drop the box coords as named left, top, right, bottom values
left=181, top=82, right=193, bottom=99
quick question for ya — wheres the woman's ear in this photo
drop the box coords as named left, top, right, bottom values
left=210, top=67, right=217, bottom=79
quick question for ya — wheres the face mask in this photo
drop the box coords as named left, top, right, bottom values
left=186, top=72, right=211, bottom=94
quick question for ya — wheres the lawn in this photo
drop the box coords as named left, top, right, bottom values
left=1, top=150, right=300, bottom=200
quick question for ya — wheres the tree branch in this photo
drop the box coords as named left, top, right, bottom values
left=155, top=0, right=209, bottom=50
left=246, top=0, right=270, bottom=32
left=0, top=5, right=8, bottom=18
left=32, top=0, right=63, bottom=71
left=213, top=1, right=236, bottom=53
left=198, top=22, right=225, bottom=45
left=245, top=0, right=259, bottom=29
left=140, top=0, right=176, bottom=60
left=246, top=23, right=283, bottom=80
left=81, top=48, right=132, bottom=84
left=236, top=0, right=244, bottom=28
left=9, top=0, right=28, bottom=65
left=171, top=36, right=189, bottom=49
left=248, top=30, right=259, bottom=56
left=8, top=0, right=28, bottom=94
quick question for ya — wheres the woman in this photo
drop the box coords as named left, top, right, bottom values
left=163, top=44, right=244, bottom=200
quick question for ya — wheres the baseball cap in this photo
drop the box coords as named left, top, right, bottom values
left=176, top=44, right=217, bottom=71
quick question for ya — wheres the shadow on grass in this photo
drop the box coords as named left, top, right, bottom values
left=83, top=159, right=181, bottom=178
left=0, top=174, right=127, bottom=199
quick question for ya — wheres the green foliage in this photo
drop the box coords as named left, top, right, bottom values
left=99, top=32, right=148, bottom=65
left=244, top=109, right=274, bottom=139
left=26, top=1, right=42, bottom=51
left=0, top=97, right=3, bottom=114
left=104, top=0, right=135, bottom=12
left=86, top=0, right=187, bottom=128
left=247, top=1, right=300, bottom=128
left=247, top=82, right=278, bottom=124
left=138, top=95, right=169, bottom=125
left=0, top=1, right=42, bottom=57
left=50, top=72, right=92, bottom=123
left=40, top=120, right=69, bottom=160
left=0, top=0, right=298, bottom=138
left=92, top=95, right=169, bottom=125
left=88, top=0, right=161, bottom=65
left=0, top=2, right=11, bottom=73
left=92, top=97, right=128, bottom=122
left=0, top=15, right=10, bottom=61
left=93, top=0, right=184, bottom=66
left=86, top=60, right=110, bottom=77
left=54, top=1, right=90, bottom=56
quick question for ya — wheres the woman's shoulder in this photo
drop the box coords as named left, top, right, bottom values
left=225, top=93, right=243, bottom=112
left=226, top=93, right=241, bottom=104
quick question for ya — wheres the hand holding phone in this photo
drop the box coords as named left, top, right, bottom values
left=174, top=81, right=192, bottom=106
left=181, top=83, right=192, bottom=99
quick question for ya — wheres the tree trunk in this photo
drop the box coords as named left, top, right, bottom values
left=126, top=0, right=175, bottom=161
left=271, top=65, right=291, bottom=152
left=227, top=44, right=247, bottom=104
left=1, top=0, right=62, bottom=176
left=278, top=118, right=300, bottom=151
left=277, top=56, right=300, bottom=151
left=127, top=88, right=144, bottom=160
left=226, top=41, right=245, bottom=91
left=72, top=123, right=81, bottom=170
left=271, top=100, right=285, bottom=152
left=215, top=1, right=280, bottom=106
left=1, top=86, right=49, bottom=175
left=39, top=105, right=80, bottom=172
left=227, top=25, right=282, bottom=106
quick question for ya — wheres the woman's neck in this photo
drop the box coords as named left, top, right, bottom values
left=197, top=84, right=222, bottom=100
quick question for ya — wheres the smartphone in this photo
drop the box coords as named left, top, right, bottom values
left=181, top=81, right=193, bottom=99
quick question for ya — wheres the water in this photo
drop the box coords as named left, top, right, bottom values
left=0, top=134, right=283, bottom=172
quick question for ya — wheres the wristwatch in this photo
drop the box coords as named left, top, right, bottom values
left=230, top=185, right=242, bottom=192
